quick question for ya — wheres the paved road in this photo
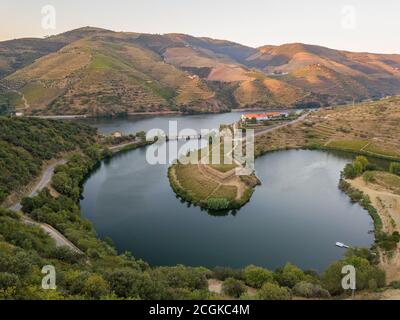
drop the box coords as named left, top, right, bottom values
left=8, top=159, right=83, bottom=254
left=22, top=215, right=83, bottom=254
left=9, top=160, right=66, bottom=211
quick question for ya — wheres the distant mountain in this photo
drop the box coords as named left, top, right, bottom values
left=0, top=27, right=399, bottom=116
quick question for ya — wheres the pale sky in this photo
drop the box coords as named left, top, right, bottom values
left=1, top=0, right=399, bottom=53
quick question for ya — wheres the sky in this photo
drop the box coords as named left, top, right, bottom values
left=1, top=0, right=399, bottom=53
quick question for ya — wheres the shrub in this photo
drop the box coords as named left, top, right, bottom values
left=106, top=269, right=157, bottom=299
left=363, top=171, right=375, bottom=184
left=243, top=265, right=274, bottom=288
left=274, top=263, right=306, bottom=288
left=322, top=256, right=385, bottom=296
left=343, top=163, right=357, bottom=179
left=0, top=272, right=19, bottom=289
left=48, top=246, right=83, bottom=264
left=83, top=274, right=110, bottom=299
left=292, top=281, right=330, bottom=299
left=222, top=278, right=246, bottom=298
left=206, top=198, right=230, bottom=210
left=256, top=283, right=291, bottom=300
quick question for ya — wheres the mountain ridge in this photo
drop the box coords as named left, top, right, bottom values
left=1, top=27, right=399, bottom=116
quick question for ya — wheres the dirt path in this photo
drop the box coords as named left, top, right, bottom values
left=0, top=82, right=30, bottom=111
left=347, top=177, right=400, bottom=283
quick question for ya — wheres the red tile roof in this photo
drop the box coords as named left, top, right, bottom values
left=243, top=112, right=284, bottom=119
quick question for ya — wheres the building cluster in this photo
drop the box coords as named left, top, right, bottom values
left=241, top=112, right=289, bottom=122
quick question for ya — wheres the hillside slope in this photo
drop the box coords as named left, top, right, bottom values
left=1, top=28, right=400, bottom=116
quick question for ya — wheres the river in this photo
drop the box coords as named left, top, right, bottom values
left=80, top=112, right=374, bottom=271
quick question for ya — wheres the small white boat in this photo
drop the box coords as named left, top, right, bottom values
left=336, top=242, right=349, bottom=249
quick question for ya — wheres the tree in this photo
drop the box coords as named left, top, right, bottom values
left=353, top=160, right=364, bottom=176
left=322, top=256, right=385, bottom=295
left=83, top=274, right=109, bottom=299
left=292, top=281, right=330, bottom=298
left=355, top=156, right=369, bottom=171
left=243, top=265, right=274, bottom=288
left=274, top=263, right=306, bottom=288
left=256, top=282, right=291, bottom=300
left=106, top=269, right=158, bottom=299
left=101, top=147, right=113, bottom=159
left=222, top=278, right=246, bottom=298
left=0, top=272, right=19, bottom=290
left=343, top=163, right=357, bottom=179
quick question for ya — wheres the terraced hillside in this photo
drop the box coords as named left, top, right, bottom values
left=1, top=27, right=400, bottom=116
left=255, top=96, right=400, bottom=161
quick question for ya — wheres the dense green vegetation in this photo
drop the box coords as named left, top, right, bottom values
left=1, top=140, right=213, bottom=299
left=0, top=117, right=391, bottom=300
left=214, top=253, right=383, bottom=300
left=0, top=116, right=96, bottom=204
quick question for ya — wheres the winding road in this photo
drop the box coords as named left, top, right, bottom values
left=8, top=159, right=83, bottom=254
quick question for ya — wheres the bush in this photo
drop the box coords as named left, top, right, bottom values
left=83, top=274, right=110, bottom=299
left=363, top=171, right=375, bottom=184
left=243, top=265, right=274, bottom=288
left=292, top=281, right=330, bottom=299
left=322, top=256, right=385, bottom=296
left=206, top=198, right=230, bottom=210
left=274, top=263, right=306, bottom=288
left=222, top=278, right=246, bottom=298
left=256, top=283, right=291, bottom=300
left=48, top=246, right=83, bottom=264
left=106, top=269, right=157, bottom=299
left=0, top=272, right=19, bottom=289
left=343, top=163, right=357, bottom=179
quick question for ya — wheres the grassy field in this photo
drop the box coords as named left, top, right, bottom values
left=368, top=171, right=400, bottom=195
left=255, top=97, right=400, bottom=161
left=169, top=158, right=259, bottom=210
left=211, top=185, right=237, bottom=201
left=325, top=140, right=369, bottom=151
left=363, top=144, right=400, bottom=158
left=174, top=164, right=218, bottom=201
left=207, top=143, right=238, bottom=173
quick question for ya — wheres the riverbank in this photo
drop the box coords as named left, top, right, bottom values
left=168, top=163, right=260, bottom=211
left=347, top=175, right=400, bottom=283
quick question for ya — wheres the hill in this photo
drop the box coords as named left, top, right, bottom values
left=1, top=28, right=400, bottom=116
left=0, top=116, right=96, bottom=205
